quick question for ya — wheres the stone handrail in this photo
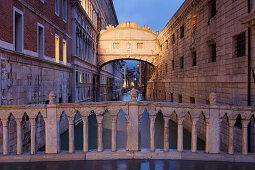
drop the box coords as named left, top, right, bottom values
left=0, top=92, right=254, bottom=162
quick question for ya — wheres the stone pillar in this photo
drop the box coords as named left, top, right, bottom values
left=191, top=118, right=198, bottom=153
left=228, top=119, right=236, bottom=154
left=111, top=116, right=117, bottom=152
left=149, top=116, right=156, bottom=152
left=16, top=118, right=22, bottom=155
left=163, top=116, right=170, bottom=152
left=45, top=92, right=59, bottom=154
left=57, top=119, right=60, bottom=153
left=205, top=120, right=210, bottom=153
left=2, top=119, right=9, bottom=155
left=30, top=118, right=36, bottom=155
left=97, top=115, right=104, bottom=152
left=177, top=117, right=184, bottom=152
left=68, top=117, right=75, bottom=153
left=241, top=119, right=250, bottom=155
left=126, top=119, right=129, bottom=151
left=82, top=116, right=88, bottom=152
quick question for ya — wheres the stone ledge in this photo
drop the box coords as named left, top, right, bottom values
left=0, top=151, right=254, bottom=163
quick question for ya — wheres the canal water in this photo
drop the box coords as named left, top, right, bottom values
left=60, top=92, right=205, bottom=151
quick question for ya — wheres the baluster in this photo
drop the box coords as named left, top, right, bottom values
left=163, top=116, right=170, bottom=152
left=111, top=116, right=117, bottom=152
left=68, top=117, right=75, bottom=153
left=191, top=118, right=198, bottom=153
left=205, top=119, right=210, bottom=153
left=97, top=115, right=104, bottom=152
left=16, top=118, right=22, bottom=155
left=2, top=119, right=9, bottom=155
left=30, top=118, right=36, bottom=155
left=228, top=119, right=236, bottom=154
left=177, top=117, right=184, bottom=152
left=82, top=116, right=88, bottom=152
left=241, top=119, right=250, bottom=155
left=149, top=116, right=156, bottom=152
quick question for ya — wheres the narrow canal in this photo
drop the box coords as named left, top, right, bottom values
left=60, top=92, right=205, bottom=151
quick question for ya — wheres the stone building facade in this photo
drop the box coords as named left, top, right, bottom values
left=146, top=0, right=255, bottom=152
left=0, top=0, right=122, bottom=153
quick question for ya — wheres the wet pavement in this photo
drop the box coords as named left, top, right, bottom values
left=0, top=159, right=254, bottom=170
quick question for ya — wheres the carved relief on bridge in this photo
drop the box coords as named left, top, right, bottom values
left=98, top=22, right=161, bottom=68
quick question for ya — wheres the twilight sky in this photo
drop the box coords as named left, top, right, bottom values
left=112, top=0, right=185, bottom=68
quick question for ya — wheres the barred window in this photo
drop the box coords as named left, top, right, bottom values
left=172, top=34, right=175, bottom=44
left=234, top=32, right=246, bottom=57
left=180, top=25, right=184, bottom=38
left=209, top=43, right=216, bottom=63
left=180, top=56, right=184, bottom=69
left=192, top=51, right=197, bottom=66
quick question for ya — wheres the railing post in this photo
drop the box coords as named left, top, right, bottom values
left=2, top=119, right=9, bottom=155
left=127, top=88, right=139, bottom=151
left=163, top=116, right=170, bottom=152
left=177, top=117, right=184, bottom=152
left=111, top=115, right=117, bottom=152
left=45, top=91, right=59, bottom=154
left=68, top=117, right=75, bottom=153
left=228, top=119, right=236, bottom=154
left=97, top=115, right=104, bottom=152
left=241, top=119, right=250, bottom=155
left=191, top=118, right=198, bottom=153
left=205, top=119, right=210, bottom=153
left=16, top=118, right=22, bottom=155
left=149, top=115, right=156, bottom=152
left=30, top=118, right=36, bottom=155
left=82, top=116, right=88, bottom=152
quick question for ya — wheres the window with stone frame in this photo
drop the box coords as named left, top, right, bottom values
left=178, top=94, right=182, bottom=103
left=208, top=0, right=216, bottom=19
left=208, top=43, right=216, bottom=63
left=192, top=50, right=197, bottom=66
left=180, top=25, right=185, bottom=38
left=234, top=32, right=246, bottom=57
left=180, top=56, right=184, bottom=69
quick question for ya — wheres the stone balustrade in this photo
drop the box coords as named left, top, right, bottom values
left=0, top=92, right=254, bottom=162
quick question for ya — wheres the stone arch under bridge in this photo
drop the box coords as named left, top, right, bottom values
left=98, top=22, right=161, bottom=69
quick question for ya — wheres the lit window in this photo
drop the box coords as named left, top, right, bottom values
left=192, top=14, right=197, bottom=30
left=80, top=72, right=82, bottom=83
left=137, top=43, right=143, bottom=49
left=63, top=40, right=67, bottom=65
left=55, top=35, right=59, bottom=63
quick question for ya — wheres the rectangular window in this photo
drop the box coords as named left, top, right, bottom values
left=234, top=32, right=245, bottom=57
left=38, top=24, right=44, bottom=58
left=172, top=59, right=174, bottom=70
left=55, top=35, right=59, bottom=63
left=170, top=93, right=174, bottom=102
left=14, top=9, right=23, bottom=52
left=178, top=94, right=182, bottom=103
left=209, top=0, right=216, bottom=19
left=63, top=0, right=67, bottom=22
left=180, top=56, right=184, bottom=69
left=209, top=43, right=216, bottom=63
left=180, top=25, right=184, bottom=38
left=165, top=40, right=168, bottom=49
left=76, top=71, right=78, bottom=84
left=190, top=97, right=195, bottom=104
left=192, top=14, right=198, bottom=30
left=55, top=0, right=59, bottom=16
left=63, top=40, right=67, bottom=65
left=171, top=34, right=175, bottom=44
left=192, top=51, right=197, bottom=66
left=137, top=43, right=143, bottom=49
left=165, top=63, right=168, bottom=74
left=79, top=72, right=82, bottom=83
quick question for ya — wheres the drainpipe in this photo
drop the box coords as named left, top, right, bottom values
left=248, top=0, right=252, bottom=106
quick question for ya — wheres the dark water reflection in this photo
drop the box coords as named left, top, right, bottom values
left=0, top=160, right=254, bottom=170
